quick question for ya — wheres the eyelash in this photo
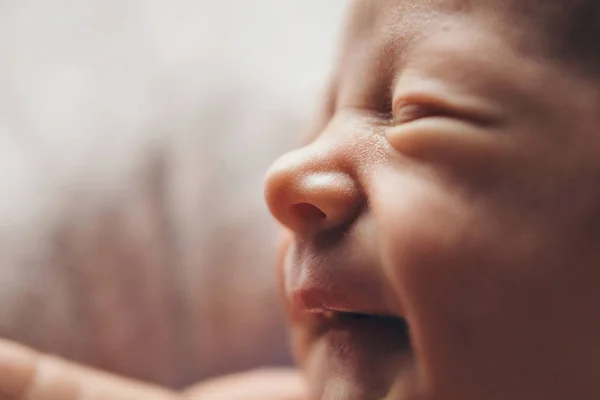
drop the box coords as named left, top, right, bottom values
left=392, top=103, right=451, bottom=124
left=395, top=103, right=505, bottom=129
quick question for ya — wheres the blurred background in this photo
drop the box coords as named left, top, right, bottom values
left=0, top=0, right=346, bottom=389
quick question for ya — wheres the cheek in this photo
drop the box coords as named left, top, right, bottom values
left=374, top=174, right=484, bottom=333
left=371, top=171, right=579, bottom=397
left=372, top=168, right=600, bottom=398
left=372, top=171, right=485, bottom=316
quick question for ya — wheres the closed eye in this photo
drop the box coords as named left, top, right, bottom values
left=393, top=103, right=453, bottom=124
left=392, top=99, right=502, bottom=127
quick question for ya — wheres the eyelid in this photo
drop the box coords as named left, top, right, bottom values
left=393, top=103, right=449, bottom=124
left=392, top=94, right=503, bottom=126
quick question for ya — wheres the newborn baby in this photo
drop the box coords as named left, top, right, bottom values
left=264, top=0, right=600, bottom=399
left=4, top=0, right=600, bottom=399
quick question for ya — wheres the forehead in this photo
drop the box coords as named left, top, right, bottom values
left=341, top=0, right=540, bottom=61
left=336, top=0, right=474, bottom=107
left=334, top=0, right=538, bottom=109
left=344, top=0, right=469, bottom=39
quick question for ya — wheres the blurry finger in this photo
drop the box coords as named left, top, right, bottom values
left=0, top=338, right=178, bottom=400
left=183, top=368, right=308, bottom=400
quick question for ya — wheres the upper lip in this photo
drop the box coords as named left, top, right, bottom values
left=284, top=240, right=404, bottom=320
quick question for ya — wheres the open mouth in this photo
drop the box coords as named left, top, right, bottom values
left=318, top=309, right=412, bottom=350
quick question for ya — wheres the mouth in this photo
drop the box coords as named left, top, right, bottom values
left=316, top=308, right=411, bottom=346
left=284, top=241, right=416, bottom=399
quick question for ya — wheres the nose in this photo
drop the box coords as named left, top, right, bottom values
left=264, top=145, right=363, bottom=235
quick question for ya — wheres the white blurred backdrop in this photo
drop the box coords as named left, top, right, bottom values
left=0, top=0, right=346, bottom=388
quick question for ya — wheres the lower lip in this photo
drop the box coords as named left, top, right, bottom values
left=307, top=313, right=415, bottom=400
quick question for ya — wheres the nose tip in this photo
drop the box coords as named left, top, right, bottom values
left=265, top=155, right=362, bottom=234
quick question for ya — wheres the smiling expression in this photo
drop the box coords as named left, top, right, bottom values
left=264, top=1, right=600, bottom=399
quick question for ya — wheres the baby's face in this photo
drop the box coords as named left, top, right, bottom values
left=265, top=1, right=600, bottom=399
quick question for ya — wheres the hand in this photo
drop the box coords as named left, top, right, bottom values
left=183, top=368, right=307, bottom=400
left=0, top=339, right=307, bottom=400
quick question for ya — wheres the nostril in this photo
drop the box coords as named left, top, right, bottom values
left=265, top=163, right=362, bottom=233
left=291, top=203, right=327, bottom=226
